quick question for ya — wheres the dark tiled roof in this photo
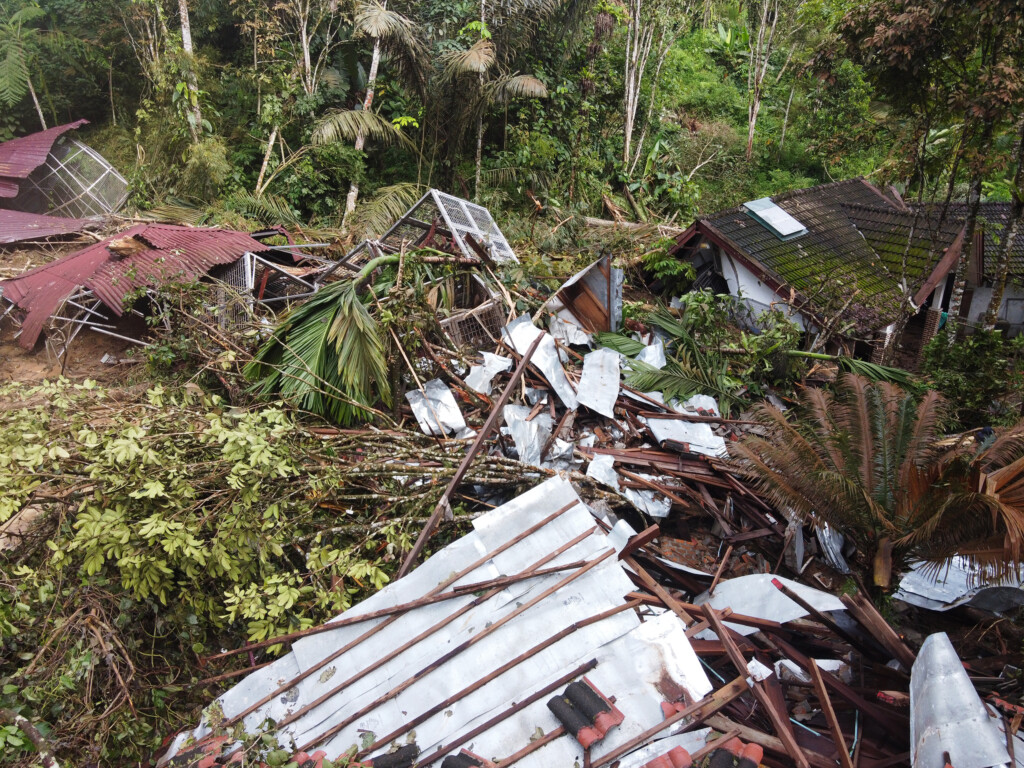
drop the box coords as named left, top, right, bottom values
left=912, top=202, right=1024, bottom=279
left=841, top=203, right=962, bottom=283
left=699, top=179, right=907, bottom=328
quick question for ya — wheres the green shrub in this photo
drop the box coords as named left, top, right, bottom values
left=921, top=328, right=1024, bottom=429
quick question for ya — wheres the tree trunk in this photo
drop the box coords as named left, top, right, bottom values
left=778, top=84, right=795, bottom=155
left=746, top=0, right=778, bottom=162
left=177, top=0, right=202, bottom=141
left=984, top=118, right=1024, bottom=329
left=622, top=0, right=654, bottom=170
left=255, top=125, right=279, bottom=196
left=26, top=75, right=46, bottom=130
left=473, top=0, right=486, bottom=203
left=344, top=35, right=382, bottom=223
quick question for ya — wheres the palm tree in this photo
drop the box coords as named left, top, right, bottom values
left=732, top=374, right=1024, bottom=588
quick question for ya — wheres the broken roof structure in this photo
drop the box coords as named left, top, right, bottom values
left=161, top=476, right=714, bottom=767
left=317, top=190, right=517, bottom=285
left=0, top=119, right=127, bottom=245
left=672, top=178, right=1024, bottom=363
left=0, top=224, right=274, bottom=353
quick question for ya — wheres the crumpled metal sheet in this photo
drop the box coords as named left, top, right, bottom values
left=549, top=310, right=592, bottom=346
left=406, top=379, right=474, bottom=438
left=895, top=557, right=1024, bottom=613
left=816, top=523, right=851, bottom=575
left=577, top=347, right=620, bottom=419
left=502, top=404, right=579, bottom=471
left=503, top=404, right=551, bottom=467
left=635, top=337, right=666, bottom=369
left=465, top=352, right=512, bottom=396
left=502, top=314, right=578, bottom=410
left=586, top=454, right=671, bottom=518
left=680, top=394, right=719, bottom=417
left=642, top=417, right=728, bottom=458
left=694, top=574, right=845, bottom=638
left=911, top=632, right=1011, bottom=768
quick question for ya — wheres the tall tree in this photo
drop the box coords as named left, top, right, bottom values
left=343, top=0, right=424, bottom=221
left=176, top=0, right=202, bottom=141
left=984, top=117, right=1024, bottom=329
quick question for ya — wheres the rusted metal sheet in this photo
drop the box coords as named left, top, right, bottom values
left=0, top=224, right=268, bottom=348
left=0, top=209, right=89, bottom=245
left=0, top=120, right=88, bottom=196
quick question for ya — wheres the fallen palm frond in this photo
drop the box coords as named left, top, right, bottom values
left=623, top=358, right=743, bottom=416
left=349, top=182, right=425, bottom=239
left=246, top=256, right=398, bottom=425
left=593, top=331, right=647, bottom=357
left=787, top=350, right=919, bottom=388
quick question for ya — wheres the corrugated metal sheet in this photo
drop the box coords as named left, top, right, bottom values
left=0, top=224, right=267, bottom=348
left=0, top=209, right=89, bottom=245
left=0, top=120, right=88, bottom=197
left=160, top=476, right=712, bottom=768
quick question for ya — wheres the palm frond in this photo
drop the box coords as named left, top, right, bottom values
left=246, top=274, right=394, bottom=425
left=594, top=331, right=646, bottom=357
left=355, top=2, right=416, bottom=42
left=312, top=109, right=414, bottom=150
left=223, top=192, right=302, bottom=228
left=623, top=358, right=741, bottom=416
left=440, top=39, right=495, bottom=78
left=143, top=199, right=209, bottom=226
left=0, top=37, right=28, bottom=107
left=487, top=73, right=548, bottom=101
left=348, top=182, right=424, bottom=239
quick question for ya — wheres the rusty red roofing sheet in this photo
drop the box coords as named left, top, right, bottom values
left=0, top=120, right=88, bottom=198
left=0, top=209, right=90, bottom=245
left=0, top=224, right=267, bottom=348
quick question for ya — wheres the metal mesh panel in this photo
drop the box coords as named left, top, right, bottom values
left=439, top=299, right=504, bottom=348
left=19, top=139, right=128, bottom=218
left=433, top=190, right=517, bottom=263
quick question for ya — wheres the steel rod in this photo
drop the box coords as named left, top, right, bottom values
left=357, top=599, right=641, bottom=759
left=296, top=548, right=616, bottom=752
left=398, top=332, right=544, bottom=578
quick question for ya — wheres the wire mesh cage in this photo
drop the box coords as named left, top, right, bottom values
left=9, top=139, right=128, bottom=218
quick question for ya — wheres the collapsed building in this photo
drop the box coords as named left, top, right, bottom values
left=0, top=119, right=127, bottom=245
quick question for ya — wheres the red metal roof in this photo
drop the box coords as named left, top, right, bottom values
left=0, top=209, right=90, bottom=245
left=0, top=224, right=268, bottom=348
left=0, top=120, right=88, bottom=198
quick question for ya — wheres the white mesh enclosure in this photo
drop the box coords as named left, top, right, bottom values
left=15, top=139, right=128, bottom=217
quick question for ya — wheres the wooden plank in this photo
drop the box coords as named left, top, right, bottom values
left=840, top=592, right=916, bottom=670
left=703, top=715, right=837, bottom=768
left=702, top=606, right=811, bottom=768
left=808, top=659, right=855, bottom=768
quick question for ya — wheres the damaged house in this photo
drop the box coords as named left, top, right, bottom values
left=0, top=224, right=316, bottom=360
left=0, top=119, right=127, bottom=245
left=670, top=178, right=1024, bottom=365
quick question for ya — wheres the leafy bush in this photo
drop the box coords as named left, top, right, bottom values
left=921, top=328, right=1024, bottom=429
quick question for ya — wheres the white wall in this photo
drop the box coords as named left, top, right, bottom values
left=720, top=251, right=808, bottom=330
left=966, top=284, right=1024, bottom=333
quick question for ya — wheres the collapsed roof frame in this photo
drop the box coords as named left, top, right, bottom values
left=315, top=189, right=517, bottom=286
left=17, top=138, right=129, bottom=218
